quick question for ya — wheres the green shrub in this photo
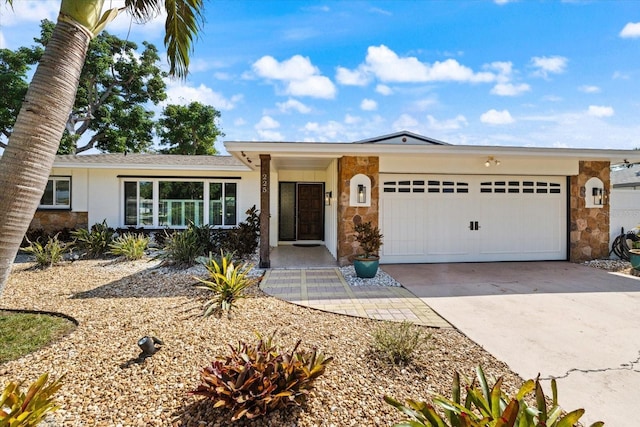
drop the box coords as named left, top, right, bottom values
left=109, top=233, right=149, bottom=260
left=385, top=365, right=604, bottom=427
left=71, top=220, right=115, bottom=258
left=20, top=234, right=68, bottom=268
left=194, top=252, right=256, bottom=317
left=371, top=320, right=429, bottom=365
left=190, top=335, right=332, bottom=421
left=217, top=206, right=260, bottom=258
left=159, top=224, right=207, bottom=267
left=0, top=373, right=64, bottom=426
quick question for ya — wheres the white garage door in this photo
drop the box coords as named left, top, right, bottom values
left=380, top=175, right=567, bottom=263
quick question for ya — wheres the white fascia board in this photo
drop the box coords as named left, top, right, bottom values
left=224, top=141, right=640, bottom=164
left=51, top=162, right=251, bottom=172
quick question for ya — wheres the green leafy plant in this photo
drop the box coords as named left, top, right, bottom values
left=109, top=233, right=149, bottom=260
left=371, top=321, right=429, bottom=365
left=353, top=221, right=383, bottom=258
left=194, top=252, right=256, bottom=317
left=159, top=224, right=207, bottom=267
left=190, top=335, right=332, bottom=421
left=20, top=234, right=68, bottom=268
left=71, top=219, right=115, bottom=258
left=0, top=373, right=64, bottom=426
left=385, top=366, right=604, bottom=427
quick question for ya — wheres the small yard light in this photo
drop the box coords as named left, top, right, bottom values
left=137, top=336, right=164, bottom=358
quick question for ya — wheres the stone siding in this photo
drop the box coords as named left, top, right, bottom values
left=569, top=161, right=610, bottom=261
left=337, top=156, right=379, bottom=266
left=30, top=211, right=89, bottom=234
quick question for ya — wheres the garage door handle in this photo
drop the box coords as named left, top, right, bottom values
left=469, top=221, right=474, bottom=230
left=469, top=221, right=480, bottom=231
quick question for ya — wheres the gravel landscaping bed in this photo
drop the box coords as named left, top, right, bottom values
left=0, top=258, right=523, bottom=426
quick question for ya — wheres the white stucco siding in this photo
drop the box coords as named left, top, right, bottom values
left=50, top=167, right=88, bottom=212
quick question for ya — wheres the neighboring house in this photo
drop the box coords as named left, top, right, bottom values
left=31, top=131, right=640, bottom=267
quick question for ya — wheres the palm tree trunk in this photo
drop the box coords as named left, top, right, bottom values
left=0, top=19, right=92, bottom=294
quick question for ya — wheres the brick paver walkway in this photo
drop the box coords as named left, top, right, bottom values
left=261, top=268, right=451, bottom=328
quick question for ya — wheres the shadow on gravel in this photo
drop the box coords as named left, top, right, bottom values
left=173, top=398, right=303, bottom=427
left=70, top=266, right=203, bottom=299
left=70, top=264, right=267, bottom=301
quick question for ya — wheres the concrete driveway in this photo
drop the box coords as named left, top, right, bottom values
left=382, top=261, right=640, bottom=427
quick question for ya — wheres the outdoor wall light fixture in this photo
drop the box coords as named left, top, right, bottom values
left=325, top=191, right=332, bottom=206
left=357, top=185, right=366, bottom=203
left=485, top=156, right=500, bottom=167
left=592, top=187, right=604, bottom=206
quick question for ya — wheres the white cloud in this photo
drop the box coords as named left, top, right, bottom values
left=494, top=0, right=513, bottom=4
left=344, top=114, right=361, bottom=125
left=579, top=85, right=600, bottom=93
left=491, top=82, right=531, bottom=96
left=480, top=109, right=515, bottom=125
left=392, top=114, right=419, bottom=129
left=620, top=22, right=640, bottom=38
left=255, top=116, right=282, bottom=140
left=233, top=118, right=247, bottom=126
left=164, top=81, right=242, bottom=110
left=427, top=115, right=468, bottom=131
left=485, top=61, right=513, bottom=82
left=587, top=105, right=614, bottom=117
left=356, top=45, right=495, bottom=83
left=252, top=55, right=336, bottom=99
left=302, top=121, right=344, bottom=139
left=335, top=66, right=370, bottom=86
left=531, top=56, right=568, bottom=78
left=376, top=84, right=393, bottom=95
left=1, top=0, right=58, bottom=26
left=613, top=71, right=630, bottom=80
left=277, top=99, right=311, bottom=114
left=360, top=99, right=378, bottom=111
left=255, top=115, right=280, bottom=130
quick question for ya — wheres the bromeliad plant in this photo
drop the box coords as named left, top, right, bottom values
left=0, top=373, right=64, bottom=427
left=20, top=234, right=68, bottom=268
left=385, top=366, right=604, bottom=427
left=194, top=251, right=257, bottom=317
left=190, top=335, right=332, bottom=421
left=108, top=233, right=149, bottom=260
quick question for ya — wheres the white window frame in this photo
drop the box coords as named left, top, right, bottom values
left=120, top=178, right=239, bottom=229
left=39, top=176, right=71, bottom=209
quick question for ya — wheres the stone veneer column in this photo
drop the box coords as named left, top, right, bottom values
left=569, top=160, right=610, bottom=262
left=337, top=156, right=379, bottom=266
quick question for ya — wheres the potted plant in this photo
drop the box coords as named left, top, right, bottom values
left=630, top=239, right=640, bottom=270
left=352, top=221, right=383, bottom=278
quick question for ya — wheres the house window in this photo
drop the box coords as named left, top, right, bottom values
left=123, top=179, right=237, bottom=228
left=40, top=177, right=71, bottom=209
left=159, top=181, right=204, bottom=227
left=209, top=182, right=237, bottom=226
left=124, top=181, right=153, bottom=226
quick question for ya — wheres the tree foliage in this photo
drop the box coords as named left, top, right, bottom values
left=1, top=19, right=168, bottom=154
left=0, top=45, right=43, bottom=141
left=156, top=102, right=223, bottom=155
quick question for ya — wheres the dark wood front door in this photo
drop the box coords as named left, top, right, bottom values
left=297, top=183, right=323, bottom=240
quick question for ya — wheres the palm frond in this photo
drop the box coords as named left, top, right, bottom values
left=124, top=0, right=204, bottom=78
left=164, top=0, right=204, bottom=78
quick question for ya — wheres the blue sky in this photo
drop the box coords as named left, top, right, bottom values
left=2, top=0, right=640, bottom=151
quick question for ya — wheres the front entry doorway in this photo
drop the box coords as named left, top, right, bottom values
left=279, top=182, right=324, bottom=241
